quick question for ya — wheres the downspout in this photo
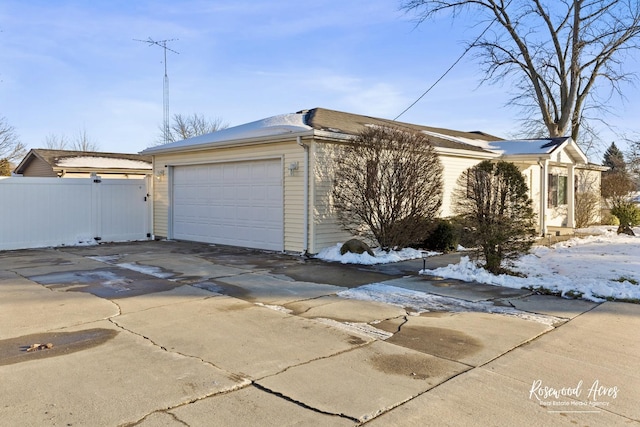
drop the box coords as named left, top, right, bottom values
left=297, top=136, right=309, bottom=255
left=538, top=158, right=548, bottom=236
left=148, top=160, right=155, bottom=240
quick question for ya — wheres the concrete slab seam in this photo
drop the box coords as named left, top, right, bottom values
left=357, top=364, right=475, bottom=425
left=120, top=381, right=254, bottom=427
left=256, top=340, right=376, bottom=382
left=252, top=382, right=360, bottom=424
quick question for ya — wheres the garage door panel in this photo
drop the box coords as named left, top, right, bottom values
left=172, top=160, right=283, bottom=251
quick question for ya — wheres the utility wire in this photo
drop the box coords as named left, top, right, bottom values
left=393, top=19, right=497, bottom=121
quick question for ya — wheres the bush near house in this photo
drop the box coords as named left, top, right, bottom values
left=416, top=218, right=459, bottom=253
left=611, top=203, right=640, bottom=227
left=332, top=126, right=443, bottom=250
left=453, top=160, right=536, bottom=274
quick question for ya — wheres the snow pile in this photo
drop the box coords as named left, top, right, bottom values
left=317, top=228, right=640, bottom=303
left=315, top=243, right=436, bottom=265
left=421, top=230, right=640, bottom=302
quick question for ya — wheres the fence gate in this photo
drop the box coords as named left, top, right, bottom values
left=0, top=177, right=150, bottom=251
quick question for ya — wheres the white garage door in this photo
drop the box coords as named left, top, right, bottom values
left=172, top=159, right=284, bottom=251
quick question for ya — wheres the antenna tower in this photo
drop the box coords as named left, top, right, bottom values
left=135, top=37, right=179, bottom=144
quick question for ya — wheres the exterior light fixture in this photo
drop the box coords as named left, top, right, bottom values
left=421, top=251, right=429, bottom=272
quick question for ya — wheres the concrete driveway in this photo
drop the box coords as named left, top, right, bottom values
left=0, top=241, right=638, bottom=426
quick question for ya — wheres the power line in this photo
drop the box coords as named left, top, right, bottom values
left=393, top=19, right=496, bottom=121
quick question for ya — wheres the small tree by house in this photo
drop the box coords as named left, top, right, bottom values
left=332, top=126, right=443, bottom=250
left=453, top=160, right=536, bottom=274
left=603, top=142, right=627, bottom=172
left=0, top=158, right=11, bottom=176
left=574, top=169, right=602, bottom=228
left=601, top=145, right=640, bottom=225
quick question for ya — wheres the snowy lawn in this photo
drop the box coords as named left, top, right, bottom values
left=316, top=227, right=640, bottom=303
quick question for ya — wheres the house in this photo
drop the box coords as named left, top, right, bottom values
left=13, top=149, right=152, bottom=179
left=141, top=107, right=600, bottom=253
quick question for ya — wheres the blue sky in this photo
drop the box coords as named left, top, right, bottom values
left=1, top=0, right=638, bottom=160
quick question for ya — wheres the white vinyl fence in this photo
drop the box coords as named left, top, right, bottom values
left=0, top=177, right=151, bottom=251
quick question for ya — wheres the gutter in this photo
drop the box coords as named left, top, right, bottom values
left=297, top=136, right=310, bottom=255
left=141, top=130, right=317, bottom=156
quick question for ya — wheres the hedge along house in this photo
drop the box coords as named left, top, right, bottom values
left=141, top=107, right=598, bottom=254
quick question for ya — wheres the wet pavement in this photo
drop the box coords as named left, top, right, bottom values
left=0, top=241, right=638, bottom=426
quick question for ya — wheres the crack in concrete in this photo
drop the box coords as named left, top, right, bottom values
left=120, top=409, right=190, bottom=427
left=394, top=314, right=410, bottom=334
left=258, top=339, right=375, bottom=382
left=252, top=382, right=361, bottom=423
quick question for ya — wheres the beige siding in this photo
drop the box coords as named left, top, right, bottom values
left=309, top=142, right=352, bottom=253
left=439, top=153, right=486, bottom=217
left=309, top=145, right=496, bottom=253
left=21, top=158, right=56, bottom=177
left=151, top=140, right=306, bottom=252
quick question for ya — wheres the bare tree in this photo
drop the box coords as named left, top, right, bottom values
left=44, top=133, right=70, bottom=150
left=332, top=126, right=443, bottom=250
left=71, top=128, right=99, bottom=151
left=574, top=168, right=602, bottom=228
left=43, top=129, right=99, bottom=152
left=0, top=116, right=27, bottom=163
left=156, top=113, right=228, bottom=145
left=401, top=1, right=640, bottom=147
left=601, top=170, right=635, bottom=209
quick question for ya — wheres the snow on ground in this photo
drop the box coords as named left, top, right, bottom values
left=89, top=256, right=175, bottom=280
left=319, top=227, right=640, bottom=303
left=422, top=229, right=640, bottom=302
left=315, top=243, right=436, bottom=265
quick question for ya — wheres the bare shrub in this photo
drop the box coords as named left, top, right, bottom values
left=332, top=126, right=443, bottom=250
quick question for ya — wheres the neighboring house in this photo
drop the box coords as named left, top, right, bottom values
left=141, top=107, right=601, bottom=253
left=13, top=149, right=152, bottom=179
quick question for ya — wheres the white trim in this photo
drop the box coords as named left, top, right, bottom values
left=163, top=155, right=284, bottom=167
left=436, top=146, right=497, bottom=159
left=142, top=131, right=316, bottom=155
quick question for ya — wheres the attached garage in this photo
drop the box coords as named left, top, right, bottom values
left=171, top=159, right=284, bottom=251
left=143, top=108, right=594, bottom=253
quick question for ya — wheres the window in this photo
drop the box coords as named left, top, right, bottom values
left=548, top=174, right=568, bottom=207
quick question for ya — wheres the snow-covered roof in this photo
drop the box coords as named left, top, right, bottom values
left=142, top=108, right=504, bottom=155
left=139, top=107, right=587, bottom=164
left=473, top=138, right=569, bottom=155
left=447, top=136, right=588, bottom=163
left=142, top=112, right=312, bottom=154
left=13, top=149, right=153, bottom=176
left=57, top=156, right=152, bottom=170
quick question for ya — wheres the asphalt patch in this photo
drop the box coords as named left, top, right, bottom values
left=0, top=328, right=119, bottom=366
